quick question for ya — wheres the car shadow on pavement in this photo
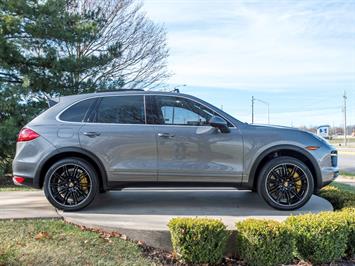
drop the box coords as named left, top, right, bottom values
left=75, top=190, right=331, bottom=217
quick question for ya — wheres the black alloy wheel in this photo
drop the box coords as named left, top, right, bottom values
left=257, top=156, right=314, bottom=210
left=44, top=158, right=98, bottom=211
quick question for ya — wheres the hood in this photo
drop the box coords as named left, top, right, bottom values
left=247, top=123, right=301, bottom=131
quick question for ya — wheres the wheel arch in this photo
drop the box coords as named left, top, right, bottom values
left=34, top=147, right=108, bottom=191
left=248, top=145, right=321, bottom=192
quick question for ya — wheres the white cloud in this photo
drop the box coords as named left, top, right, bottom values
left=143, top=0, right=355, bottom=126
left=144, top=0, right=355, bottom=91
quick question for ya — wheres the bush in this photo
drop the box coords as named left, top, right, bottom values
left=335, top=208, right=355, bottom=256
left=319, top=185, right=355, bottom=210
left=167, top=217, right=228, bottom=264
left=286, top=212, right=349, bottom=264
left=235, top=219, right=293, bottom=266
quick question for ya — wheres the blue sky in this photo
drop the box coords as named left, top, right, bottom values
left=143, top=0, right=355, bottom=127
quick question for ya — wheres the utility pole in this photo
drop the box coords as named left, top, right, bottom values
left=343, top=91, right=347, bottom=146
left=251, top=96, right=255, bottom=123
left=252, top=96, right=270, bottom=124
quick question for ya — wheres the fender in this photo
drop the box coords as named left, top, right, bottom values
left=33, top=146, right=108, bottom=189
left=246, top=144, right=322, bottom=190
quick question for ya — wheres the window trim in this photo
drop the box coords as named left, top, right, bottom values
left=58, top=98, right=98, bottom=123
left=56, top=93, right=237, bottom=128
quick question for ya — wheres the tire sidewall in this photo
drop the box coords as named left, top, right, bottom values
left=257, top=156, right=314, bottom=210
left=44, top=158, right=99, bottom=211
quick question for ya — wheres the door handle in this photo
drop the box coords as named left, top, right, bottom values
left=82, top=131, right=101, bottom=138
left=157, top=133, right=175, bottom=138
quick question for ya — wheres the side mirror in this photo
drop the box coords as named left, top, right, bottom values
left=209, top=116, right=230, bottom=133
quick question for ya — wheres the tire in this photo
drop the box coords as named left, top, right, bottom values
left=44, top=157, right=99, bottom=211
left=257, top=156, right=314, bottom=210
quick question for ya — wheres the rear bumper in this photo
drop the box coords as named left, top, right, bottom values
left=12, top=176, right=36, bottom=187
left=12, top=137, right=56, bottom=189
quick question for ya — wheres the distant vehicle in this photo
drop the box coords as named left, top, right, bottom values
left=12, top=90, right=338, bottom=211
left=317, top=125, right=330, bottom=139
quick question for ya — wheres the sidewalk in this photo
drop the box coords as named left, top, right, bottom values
left=0, top=191, right=59, bottom=219
left=336, top=177, right=355, bottom=187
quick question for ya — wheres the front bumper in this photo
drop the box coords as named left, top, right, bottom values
left=320, top=166, right=339, bottom=187
left=318, top=149, right=339, bottom=188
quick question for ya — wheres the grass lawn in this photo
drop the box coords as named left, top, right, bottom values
left=0, top=185, right=35, bottom=192
left=329, top=181, right=355, bottom=193
left=340, top=172, right=355, bottom=180
left=329, top=138, right=355, bottom=145
left=0, top=219, right=157, bottom=266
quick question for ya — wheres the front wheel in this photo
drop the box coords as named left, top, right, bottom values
left=44, top=158, right=99, bottom=211
left=257, top=156, right=314, bottom=210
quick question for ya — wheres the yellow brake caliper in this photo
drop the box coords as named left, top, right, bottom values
left=291, top=170, right=302, bottom=192
left=79, top=173, right=89, bottom=193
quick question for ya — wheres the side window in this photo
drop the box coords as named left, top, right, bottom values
left=96, top=96, right=145, bottom=124
left=151, top=96, right=216, bottom=126
left=59, top=98, right=96, bottom=122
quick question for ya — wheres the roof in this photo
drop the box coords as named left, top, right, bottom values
left=51, top=89, right=194, bottom=104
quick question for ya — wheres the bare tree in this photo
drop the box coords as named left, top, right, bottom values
left=73, top=0, right=170, bottom=90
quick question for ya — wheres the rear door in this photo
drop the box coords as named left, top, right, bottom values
left=79, top=95, right=157, bottom=182
left=146, top=95, right=244, bottom=183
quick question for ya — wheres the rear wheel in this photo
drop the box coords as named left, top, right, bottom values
left=44, top=158, right=99, bottom=211
left=257, top=156, right=314, bottom=210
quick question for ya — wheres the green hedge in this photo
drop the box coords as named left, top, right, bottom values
left=166, top=184, right=354, bottom=265
left=319, top=184, right=355, bottom=210
left=168, top=217, right=228, bottom=264
left=335, top=208, right=355, bottom=256
left=236, top=219, right=293, bottom=266
left=286, top=212, right=349, bottom=264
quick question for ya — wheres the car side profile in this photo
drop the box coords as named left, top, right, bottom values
left=12, top=90, right=339, bottom=211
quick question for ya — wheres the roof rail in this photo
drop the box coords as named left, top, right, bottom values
left=95, top=89, right=144, bottom=93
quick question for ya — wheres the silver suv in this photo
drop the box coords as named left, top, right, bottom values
left=12, top=90, right=339, bottom=211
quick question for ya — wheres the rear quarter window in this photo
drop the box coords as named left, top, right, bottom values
left=59, top=98, right=96, bottom=122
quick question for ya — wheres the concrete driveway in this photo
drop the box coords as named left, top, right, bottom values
left=0, top=191, right=59, bottom=219
left=0, top=189, right=332, bottom=223
left=0, top=189, right=332, bottom=251
left=60, top=189, right=332, bottom=229
left=0, top=189, right=334, bottom=223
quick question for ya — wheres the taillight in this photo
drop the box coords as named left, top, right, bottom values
left=13, top=176, right=25, bottom=183
left=17, top=128, right=40, bottom=142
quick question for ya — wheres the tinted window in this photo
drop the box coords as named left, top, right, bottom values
left=59, top=98, right=96, bottom=122
left=96, top=96, right=145, bottom=124
left=151, top=96, right=216, bottom=126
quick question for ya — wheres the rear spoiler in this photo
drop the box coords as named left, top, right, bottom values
left=47, top=98, right=58, bottom=107
left=42, top=92, right=60, bottom=108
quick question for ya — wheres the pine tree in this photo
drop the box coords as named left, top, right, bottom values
left=0, top=0, right=169, bottom=175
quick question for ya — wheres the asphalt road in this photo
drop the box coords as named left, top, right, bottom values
left=338, top=151, right=355, bottom=174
